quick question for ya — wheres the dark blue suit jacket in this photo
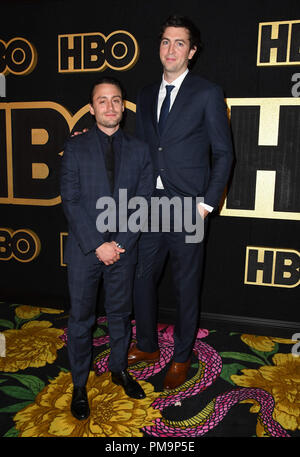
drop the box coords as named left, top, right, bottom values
left=135, top=72, right=233, bottom=209
left=60, top=125, right=154, bottom=265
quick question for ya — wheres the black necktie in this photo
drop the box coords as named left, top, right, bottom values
left=158, top=85, right=175, bottom=134
left=105, top=135, right=115, bottom=193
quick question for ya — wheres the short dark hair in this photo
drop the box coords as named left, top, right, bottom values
left=159, top=14, right=202, bottom=52
left=89, top=76, right=125, bottom=104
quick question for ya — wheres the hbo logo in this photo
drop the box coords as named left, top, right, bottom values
left=0, top=38, right=37, bottom=75
left=58, top=31, right=139, bottom=73
left=0, top=228, right=41, bottom=262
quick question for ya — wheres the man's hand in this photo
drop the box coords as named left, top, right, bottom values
left=95, top=242, right=125, bottom=265
left=71, top=128, right=89, bottom=137
left=197, top=203, right=209, bottom=220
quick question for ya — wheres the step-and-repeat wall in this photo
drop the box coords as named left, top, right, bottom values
left=1, top=0, right=299, bottom=330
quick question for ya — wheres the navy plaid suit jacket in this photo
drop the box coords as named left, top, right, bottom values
left=60, top=125, right=154, bottom=266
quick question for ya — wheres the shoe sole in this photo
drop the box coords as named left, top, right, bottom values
left=111, top=378, right=146, bottom=399
left=128, top=356, right=160, bottom=366
left=71, top=409, right=90, bottom=421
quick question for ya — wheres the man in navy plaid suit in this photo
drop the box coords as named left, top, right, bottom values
left=60, top=77, right=153, bottom=420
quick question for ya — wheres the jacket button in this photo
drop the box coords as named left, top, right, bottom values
left=158, top=147, right=163, bottom=151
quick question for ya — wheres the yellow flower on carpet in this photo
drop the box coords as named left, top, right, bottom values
left=0, top=321, right=64, bottom=372
left=231, top=353, right=300, bottom=431
left=14, top=371, right=161, bottom=437
left=15, top=305, right=64, bottom=320
left=241, top=334, right=297, bottom=352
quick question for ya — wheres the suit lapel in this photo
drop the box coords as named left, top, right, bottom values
left=151, top=83, right=160, bottom=136
left=87, top=125, right=111, bottom=195
left=113, top=131, right=126, bottom=196
left=159, top=72, right=193, bottom=137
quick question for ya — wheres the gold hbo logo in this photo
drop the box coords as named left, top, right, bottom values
left=58, top=31, right=139, bottom=73
left=0, top=38, right=37, bottom=75
left=245, top=246, right=300, bottom=288
left=257, top=20, right=300, bottom=66
left=0, top=228, right=41, bottom=262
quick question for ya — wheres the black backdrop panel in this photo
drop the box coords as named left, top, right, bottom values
left=1, top=0, right=300, bottom=330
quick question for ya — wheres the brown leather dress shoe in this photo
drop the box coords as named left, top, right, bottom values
left=163, top=359, right=191, bottom=390
left=128, top=345, right=160, bottom=366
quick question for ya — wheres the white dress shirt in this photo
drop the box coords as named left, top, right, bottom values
left=156, top=69, right=213, bottom=213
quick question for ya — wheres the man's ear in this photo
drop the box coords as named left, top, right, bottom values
left=188, top=46, right=197, bottom=60
left=89, top=103, right=95, bottom=116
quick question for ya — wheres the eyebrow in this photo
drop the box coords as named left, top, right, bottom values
left=161, top=37, right=187, bottom=43
left=96, top=95, right=122, bottom=100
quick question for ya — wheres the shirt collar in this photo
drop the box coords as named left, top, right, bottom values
left=161, top=68, right=189, bottom=90
left=96, top=125, right=122, bottom=143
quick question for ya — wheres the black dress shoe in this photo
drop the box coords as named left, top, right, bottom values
left=111, top=370, right=146, bottom=399
left=71, top=386, right=90, bottom=420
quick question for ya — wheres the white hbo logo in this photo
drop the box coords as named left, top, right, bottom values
left=291, top=333, right=300, bottom=357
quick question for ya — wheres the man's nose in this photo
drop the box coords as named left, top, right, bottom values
left=107, top=100, right=114, bottom=110
left=168, top=42, right=175, bottom=54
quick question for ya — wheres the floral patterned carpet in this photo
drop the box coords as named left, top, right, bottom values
left=0, top=301, right=299, bottom=438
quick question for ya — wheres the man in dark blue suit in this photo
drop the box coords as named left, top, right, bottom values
left=60, top=77, right=153, bottom=420
left=128, top=15, right=233, bottom=390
